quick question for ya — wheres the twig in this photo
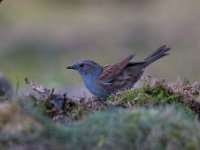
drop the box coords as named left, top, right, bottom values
left=127, top=101, right=133, bottom=109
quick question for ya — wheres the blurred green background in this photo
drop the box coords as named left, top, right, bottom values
left=0, top=0, right=199, bottom=96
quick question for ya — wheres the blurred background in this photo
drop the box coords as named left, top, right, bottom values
left=0, top=0, right=199, bottom=97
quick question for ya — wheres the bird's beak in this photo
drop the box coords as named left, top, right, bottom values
left=66, top=64, right=77, bottom=70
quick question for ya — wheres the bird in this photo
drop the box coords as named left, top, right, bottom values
left=66, top=45, right=170, bottom=99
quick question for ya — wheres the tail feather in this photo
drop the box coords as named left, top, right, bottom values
left=144, top=45, right=170, bottom=65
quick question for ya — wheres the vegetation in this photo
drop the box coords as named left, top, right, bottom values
left=0, top=77, right=200, bottom=149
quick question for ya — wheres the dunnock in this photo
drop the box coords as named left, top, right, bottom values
left=67, top=45, right=170, bottom=99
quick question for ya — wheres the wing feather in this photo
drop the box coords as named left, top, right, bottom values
left=99, top=54, right=135, bottom=82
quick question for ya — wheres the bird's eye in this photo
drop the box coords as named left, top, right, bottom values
left=79, top=64, right=84, bottom=68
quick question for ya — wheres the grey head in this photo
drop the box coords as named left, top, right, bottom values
left=67, top=60, right=110, bottom=99
left=66, top=60, right=102, bottom=80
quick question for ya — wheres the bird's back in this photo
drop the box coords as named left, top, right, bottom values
left=98, top=45, right=170, bottom=94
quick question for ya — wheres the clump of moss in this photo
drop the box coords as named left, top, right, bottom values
left=0, top=103, right=46, bottom=149
left=1, top=103, right=200, bottom=150
left=108, top=77, right=200, bottom=116
left=23, top=77, right=200, bottom=122
left=1, top=77, right=200, bottom=149
left=65, top=107, right=200, bottom=150
left=24, top=78, right=92, bottom=122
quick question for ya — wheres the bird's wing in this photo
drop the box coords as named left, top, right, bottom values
left=98, top=54, right=135, bottom=83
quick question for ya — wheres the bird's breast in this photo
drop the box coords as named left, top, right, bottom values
left=82, top=77, right=109, bottom=99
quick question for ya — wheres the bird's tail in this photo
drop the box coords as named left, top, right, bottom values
left=144, top=45, right=170, bottom=66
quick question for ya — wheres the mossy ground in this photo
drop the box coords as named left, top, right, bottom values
left=1, top=77, right=200, bottom=149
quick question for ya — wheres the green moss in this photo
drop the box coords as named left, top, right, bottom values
left=2, top=77, right=200, bottom=149
left=64, top=107, right=200, bottom=150
left=120, top=89, right=138, bottom=102
left=108, top=85, right=190, bottom=110
left=143, top=86, right=180, bottom=103
left=1, top=101, right=200, bottom=150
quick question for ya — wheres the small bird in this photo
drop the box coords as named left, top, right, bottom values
left=66, top=45, right=170, bottom=99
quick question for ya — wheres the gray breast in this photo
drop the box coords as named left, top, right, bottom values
left=82, top=77, right=109, bottom=99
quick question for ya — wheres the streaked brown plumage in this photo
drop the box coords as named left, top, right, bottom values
left=67, top=45, right=170, bottom=99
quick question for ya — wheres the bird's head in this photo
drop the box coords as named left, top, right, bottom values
left=66, top=60, right=102, bottom=80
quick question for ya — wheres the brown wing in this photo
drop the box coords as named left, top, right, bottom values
left=99, top=54, right=135, bottom=82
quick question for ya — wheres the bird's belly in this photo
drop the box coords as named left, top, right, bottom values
left=83, top=79, right=109, bottom=99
